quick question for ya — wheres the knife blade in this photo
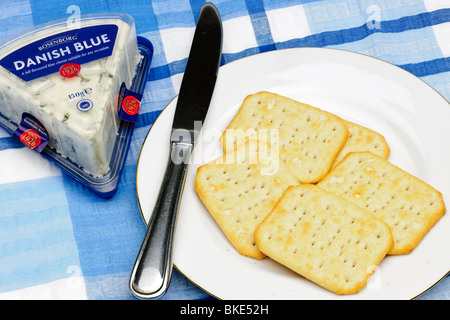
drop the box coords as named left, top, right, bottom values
left=129, top=2, right=222, bottom=299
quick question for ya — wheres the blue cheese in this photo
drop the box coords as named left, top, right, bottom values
left=0, top=15, right=141, bottom=177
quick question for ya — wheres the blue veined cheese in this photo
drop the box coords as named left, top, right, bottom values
left=0, top=15, right=141, bottom=177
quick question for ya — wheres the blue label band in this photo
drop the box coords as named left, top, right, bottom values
left=13, top=113, right=50, bottom=153
left=118, top=82, right=142, bottom=123
left=0, top=24, right=118, bottom=82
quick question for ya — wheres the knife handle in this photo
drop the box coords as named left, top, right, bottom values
left=129, top=142, right=192, bottom=299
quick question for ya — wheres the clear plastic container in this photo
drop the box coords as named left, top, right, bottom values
left=0, top=13, right=153, bottom=198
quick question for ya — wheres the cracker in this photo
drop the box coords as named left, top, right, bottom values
left=255, top=184, right=393, bottom=295
left=318, top=152, right=446, bottom=255
left=219, top=92, right=349, bottom=183
left=332, top=120, right=390, bottom=168
left=195, top=140, right=300, bottom=259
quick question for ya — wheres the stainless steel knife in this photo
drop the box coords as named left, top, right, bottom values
left=129, top=2, right=222, bottom=299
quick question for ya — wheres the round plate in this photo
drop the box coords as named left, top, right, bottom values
left=136, top=48, right=449, bottom=299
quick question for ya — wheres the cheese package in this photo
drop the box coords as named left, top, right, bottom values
left=0, top=13, right=153, bottom=197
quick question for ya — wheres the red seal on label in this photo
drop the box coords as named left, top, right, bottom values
left=20, top=129, right=41, bottom=149
left=122, top=96, right=141, bottom=116
left=59, top=63, right=81, bottom=78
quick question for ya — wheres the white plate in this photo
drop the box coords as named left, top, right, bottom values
left=136, top=48, right=450, bottom=300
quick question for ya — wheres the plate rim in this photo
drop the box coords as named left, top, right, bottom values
left=135, top=47, right=450, bottom=300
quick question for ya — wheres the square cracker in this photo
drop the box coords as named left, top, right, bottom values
left=255, top=184, right=393, bottom=295
left=332, top=120, right=390, bottom=168
left=318, top=152, right=446, bottom=255
left=195, top=140, right=300, bottom=259
left=219, top=91, right=348, bottom=183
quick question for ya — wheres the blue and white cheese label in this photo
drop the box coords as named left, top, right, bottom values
left=0, top=24, right=118, bottom=82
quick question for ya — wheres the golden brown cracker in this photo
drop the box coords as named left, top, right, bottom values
left=195, top=140, right=300, bottom=259
left=255, top=184, right=393, bottom=295
left=318, top=152, right=446, bottom=254
left=220, top=92, right=348, bottom=183
left=333, top=120, right=390, bottom=167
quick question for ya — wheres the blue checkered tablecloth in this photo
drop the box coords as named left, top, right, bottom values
left=0, top=0, right=448, bottom=300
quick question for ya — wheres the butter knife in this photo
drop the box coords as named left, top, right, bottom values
left=129, top=2, right=222, bottom=299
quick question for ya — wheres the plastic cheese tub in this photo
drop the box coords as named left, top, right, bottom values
left=0, top=13, right=153, bottom=198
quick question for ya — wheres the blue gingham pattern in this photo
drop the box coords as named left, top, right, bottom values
left=0, top=0, right=448, bottom=300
